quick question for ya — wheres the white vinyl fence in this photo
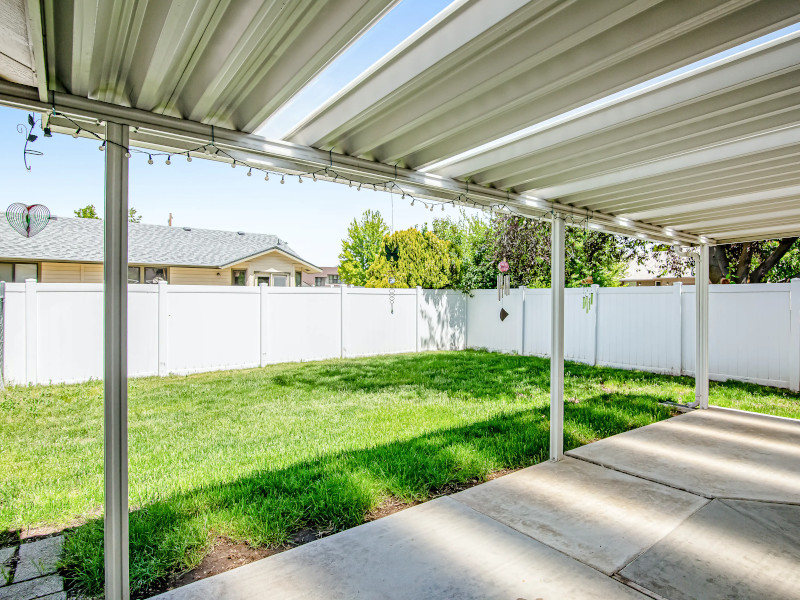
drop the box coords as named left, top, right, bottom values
left=2, top=280, right=799, bottom=390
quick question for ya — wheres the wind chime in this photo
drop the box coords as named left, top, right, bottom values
left=6, top=203, right=51, bottom=238
left=580, top=275, right=594, bottom=314
left=386, top=241, right=400, bottom=314
left=498, top=259, right=510, bottom=321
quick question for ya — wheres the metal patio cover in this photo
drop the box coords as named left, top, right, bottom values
left=1, top=0, right=800, bottom=243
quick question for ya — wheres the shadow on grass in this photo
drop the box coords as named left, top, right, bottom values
left=60, top=391, right=671, bottom=599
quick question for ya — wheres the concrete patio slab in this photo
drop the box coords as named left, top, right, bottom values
left=567, top=408, right=800, bottom=502
left=152, top=496, right=646, bottom=600
left=620, top=498, right=800, bottom=600
left=452, top=456, right=708, bottom=574
left=14, top=537, right=62, bottom=583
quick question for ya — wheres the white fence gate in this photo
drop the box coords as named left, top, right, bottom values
left=2, top=280, right=799, bottom=390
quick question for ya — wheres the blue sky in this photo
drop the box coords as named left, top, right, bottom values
left=0, top=0, right=458, bottom=266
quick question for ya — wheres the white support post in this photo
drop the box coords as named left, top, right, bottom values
left=519, top=286, right=526, bottom=355
left=550, top=215, right=565, bottom=461
left=695, top=245, right=710, bottom=409
left=671, top=283, right=683, bottom=376
left=104, top=121, right=129, bottom=600
left=24, top=278, right=37, bottom=385
left=415, top=286, right=422, bottom=353
left=259, top=283, right=270, bottom=367
left=790, top=279, right=800, bottom=392
left=157, top=281, right=169, bottom=376
left=340, top=285, right=348, bottom=358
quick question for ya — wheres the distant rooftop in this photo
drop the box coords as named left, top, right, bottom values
left=0, top=217, right=318, bottom=269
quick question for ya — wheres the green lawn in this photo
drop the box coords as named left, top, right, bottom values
left=1, top=351, right=798, bottom=598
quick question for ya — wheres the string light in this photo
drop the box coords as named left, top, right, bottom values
left=147, top=155, right=153, bottom=165
left=124, top=151, right=131, bottom=158
left=72, top=129, right=80, bottom=138
left=98, top=142, right=105, bottom=151
left=357, top=183, right=362, bottom=191
left=312, top=173, right=317, bottom=182
left=231, top=160, right=236, bottom=168
left=280, top=175, right=285, bottom=184
left=264, top=173, right=269, bottom=182
left=298, top=175, right=302, bottom=183
left=186, top=154, right=192, bottom=162
left=165, top=156, right=171, bottom=165
left=247, top=168, right=252, bottom=177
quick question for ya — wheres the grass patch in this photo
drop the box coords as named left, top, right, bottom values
left=1, top=350, right=797, bottom=598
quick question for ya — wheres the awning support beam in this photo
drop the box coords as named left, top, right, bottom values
left=0, top=80, right=709, bottom=246
left=104, top=121, right=130, bottom=600
left=695, top=244, right=710, bottom=409
left=550, top=214, right=565, bottom=460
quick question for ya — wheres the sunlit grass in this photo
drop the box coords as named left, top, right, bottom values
left=0, top=350, right=796, bottom=598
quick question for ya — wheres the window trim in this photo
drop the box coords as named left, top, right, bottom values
left=232, top=269, right=247, bottom=286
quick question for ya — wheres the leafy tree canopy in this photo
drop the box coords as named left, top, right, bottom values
left=74, top=204, right=143, bottom=223
left=366, top=228, right=459, bottom=289
left=338, top=209, right=389, bottom=286
left=74, top=204, right=99, bottom=219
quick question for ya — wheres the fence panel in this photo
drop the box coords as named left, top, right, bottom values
left=466, top=289, right=523, bottom=354
left=166, top=286, right=260, bottom=375
left=682, top=284, right=791, bottom=388
left=419, top=290, right=466, bottom=351
left=265, top=287, right=342, bottom=363
left=596, top=286, right=680, bottom=374
left=343, top=288, right=417, bottom=358
left=3, top=284, right=28, bottom=384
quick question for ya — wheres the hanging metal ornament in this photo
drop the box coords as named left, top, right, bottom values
left=386, top=241, right=400, bottom=314
left=6, top=203, right=51, bottom=238
left=498, top=259, right=510, bottom=321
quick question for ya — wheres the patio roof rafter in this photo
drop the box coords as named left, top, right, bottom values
left=0, top=80, right=709, bottom=246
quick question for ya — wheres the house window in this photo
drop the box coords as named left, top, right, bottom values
left=315, top=276, right=325, bottom=286
left=128, top=266, right=142, bottom=284
left=257, top=276, right=270, bottom=286
left=232, top=269, right=247, bottom=286
left=295, top=272, right=302, bottom=287
left=327, top=274, right=340, bottom=285
left=0, top=263, right=38, bottom=283
left=144, top=267, right=168, bottom=284
left=272, top=274, right=288, bottom=287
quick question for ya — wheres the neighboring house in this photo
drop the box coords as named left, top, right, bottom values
left=0, top=217, right=320, bottom=286
left=301, top=266, right=341, bottom=287
left=621, top=256, right=693, bottom=287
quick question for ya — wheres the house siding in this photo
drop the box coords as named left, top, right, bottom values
left=170, top=267, right=231, bottom=286
left=41, top=262, right=103, bottom=283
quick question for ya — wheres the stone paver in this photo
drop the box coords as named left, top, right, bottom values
left=0, top=574, right=62, bottom=600
left=0, top=547, right=16, bottom=588
left=14, top=538, right=62, bottom=583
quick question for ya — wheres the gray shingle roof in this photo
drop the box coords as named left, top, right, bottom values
left=0, top=216, right=317, bottom=269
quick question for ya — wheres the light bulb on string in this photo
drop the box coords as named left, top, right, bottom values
left=441, top=204, right=445, bottom=212
left=264, top=173, right=269, bottom=182
left=147, top=155, right=153, bottom=165
left=312, top=173, right=317, bottom=182
left=72, top=129, right=80, bottom=138
left=280, top=175, right=285, bottom=184
left=98, top=142, right=105, bottom=151
left=247, top=168, right=252, bottom=177
left=165, top=156, right=171, bottom=165
left=231, top=160, right=236, bottom=168
left=186, top=154, right=192, bottom=162
left=298, top=175, right=302, bottom=183
left=357, top=183, right=362, bottom=191
left=204, top=146, right=211, bottom=155
left=429, top=204, right=434, bottom=212
left=410, top=199, right=414, bottom=206
left=372, top=184, right=377, bottom=192
left=348, top=181, right=352, bottom=188
left=124, top=151, right=131, bottom=159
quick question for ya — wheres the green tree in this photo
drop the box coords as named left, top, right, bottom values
left=432, top=211, right=494, bottom=291
left=708, top=239, right=800, bottom=283
left=483, top=215, right=632, bottom=288
left=74, top=205, right=143, bottom=223
left=338, top=210, right=389, bottom=286
left=366, top=228, right=459, bottom=289
left=74, top=204, right=99, bottom=219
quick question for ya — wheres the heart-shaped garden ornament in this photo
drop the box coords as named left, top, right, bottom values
left=6, top=203, right=51, bottom=238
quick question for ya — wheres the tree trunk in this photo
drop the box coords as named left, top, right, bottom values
left=750, top=237, right=798, bottom=283
left=709, top=246, right=729, bottom=284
